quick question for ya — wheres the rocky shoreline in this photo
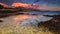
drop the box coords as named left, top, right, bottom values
left=38, top=15, right=60, bottom=34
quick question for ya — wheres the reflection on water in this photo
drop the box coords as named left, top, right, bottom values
left=0, top=15, right=52, bottom=26
left=19, top=15, right=52, bottom=26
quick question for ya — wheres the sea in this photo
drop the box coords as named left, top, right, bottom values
left=0, top=11, right=60, bottom=26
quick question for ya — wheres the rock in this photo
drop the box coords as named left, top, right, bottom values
left=38, top=15, right=60, bottom=34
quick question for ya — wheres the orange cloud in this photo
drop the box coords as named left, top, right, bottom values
left=12, top=2, right=40, bottom=10
left=12, top=2, right=31, bottom=8
left=0, top=2, right=8, bottom=7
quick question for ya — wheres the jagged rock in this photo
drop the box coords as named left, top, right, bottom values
left=38, top=15, right=60, bottom=34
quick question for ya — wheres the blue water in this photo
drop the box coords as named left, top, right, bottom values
left=28, top=11, right=60, bottom=15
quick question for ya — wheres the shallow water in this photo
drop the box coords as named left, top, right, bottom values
left=0, top=15, right=52, bottom=26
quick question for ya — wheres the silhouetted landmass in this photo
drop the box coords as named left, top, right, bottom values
left=0, top=4, right=4, bottom=9
left=0, top=20, right=3, bottom=22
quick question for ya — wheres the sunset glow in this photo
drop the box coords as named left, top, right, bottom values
left=0, top=0, right=60, bottom=34
left=12, top=2, right=31, bottom=8
left=11, top=2, right=40, bottom=10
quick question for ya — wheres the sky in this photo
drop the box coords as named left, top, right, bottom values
left=0, top=0, right=60, bottom=6
left=0, top=0, right=60, bottom=11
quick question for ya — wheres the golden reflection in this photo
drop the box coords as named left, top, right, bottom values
left=13, top=15, right=38, bottom=21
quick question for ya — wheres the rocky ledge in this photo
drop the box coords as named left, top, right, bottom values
left=38, top=15, right=60, bottom=34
